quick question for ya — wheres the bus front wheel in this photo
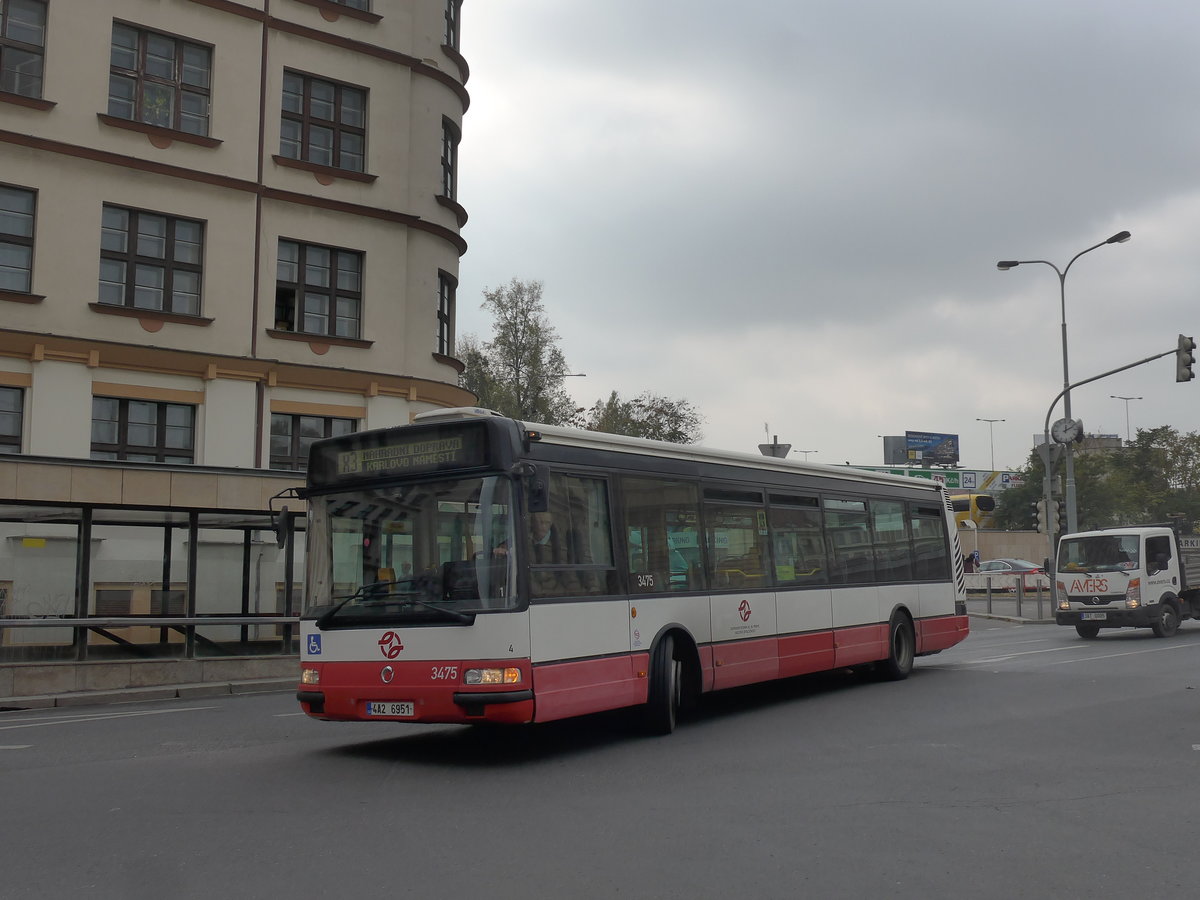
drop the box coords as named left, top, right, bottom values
left=643, top=634, right=681, bottom=735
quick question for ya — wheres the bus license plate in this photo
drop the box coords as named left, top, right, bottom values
left=366, top=701, right=414, bottom=717
left=1080, top=612, right=1107, bottom=621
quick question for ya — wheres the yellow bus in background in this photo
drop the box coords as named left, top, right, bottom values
left=950, top=493, right=996, bottom=529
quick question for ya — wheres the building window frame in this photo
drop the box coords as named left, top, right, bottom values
left=437, top=269, right=456, bottom=357
left=280, top=70, right=367, bottom=174
left=108, top=21, right=213, bottom=136
left=0, top=0, right=46, bottom=99
left=98, top=204, right=204, bottom=316
left=444, top=0, right=461, bottom=51
left=91, top=396, right=196, bottom=464
left=270, top=413, right=356, bottom=471
left=275, top=238, right=363, bottom=339
left=441, top=118, right=460, bottom=200
left=0, top=183, right=35, bottom=295
left=0, top=385, right=24, bottom=454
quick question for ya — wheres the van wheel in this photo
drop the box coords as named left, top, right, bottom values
left=876, top=615, right=915, bottom=681
left=642, top=634, right=681, bottom=735
left=1151, top=601, right=1180, bottom=638
left=1074, top=623, right=1101, bottom=639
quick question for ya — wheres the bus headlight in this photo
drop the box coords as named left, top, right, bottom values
left=301, top=667, right=320, bottom=685
left=464, top=667, right=522, bottom=685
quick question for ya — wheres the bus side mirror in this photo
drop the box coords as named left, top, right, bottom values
left=523, top=464, right=549, bottom=513
left=274, top=506, right=293, bottom=550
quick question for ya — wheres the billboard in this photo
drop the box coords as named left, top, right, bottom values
left=904, top=430, right=959, bottom=466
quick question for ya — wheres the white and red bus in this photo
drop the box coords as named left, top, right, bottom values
left=295, top=408, right=969, bottom=734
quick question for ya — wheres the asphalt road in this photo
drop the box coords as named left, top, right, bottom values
left=4, top=619, right=1200, bottom=899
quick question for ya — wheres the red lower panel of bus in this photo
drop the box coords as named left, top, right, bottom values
left=532, top=654, right=650, bottom=723
left=778, top=631, right=836, bottom=678
left=916, top=614, right=970, bottom=654
left=711, top=637, right=780, bottom=690
left=297, top=659, right=535, bottom=725
left=834, top=624, right=888, bottom=668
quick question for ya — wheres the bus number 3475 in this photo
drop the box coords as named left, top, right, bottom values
left=430, top=666, right=458, bottom=681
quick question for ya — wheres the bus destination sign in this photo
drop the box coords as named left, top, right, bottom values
left=337, top=436, right=470, bottom=476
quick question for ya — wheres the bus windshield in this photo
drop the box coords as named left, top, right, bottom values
left=1058, top=534, right=1139, bottom=574
left=304, top=475, right=516, bottom=623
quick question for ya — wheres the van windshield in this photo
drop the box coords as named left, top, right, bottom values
left=1058, top=535, right=1139, bottom=573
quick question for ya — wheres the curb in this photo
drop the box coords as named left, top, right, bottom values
left=0, top=677, right=295, bottom=711
left=969, top=612, right=1056, bottom=625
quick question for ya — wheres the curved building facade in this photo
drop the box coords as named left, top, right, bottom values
left=0, top=0, right=474, bottom=694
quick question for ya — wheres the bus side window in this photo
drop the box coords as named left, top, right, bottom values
left=619, top=476, right=703, bottom=593
left=529, top=473, right=618, bottom=598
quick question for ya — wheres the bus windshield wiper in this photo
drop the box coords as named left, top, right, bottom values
left=318, top=578, right=474, bottom=626
left=316, top=579, right=395, bottom=628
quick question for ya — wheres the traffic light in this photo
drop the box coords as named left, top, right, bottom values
left=1177, top=334, right=1196, bottom=383
left=1034, top=499, right=1047, bottom=533
left=1050, top=500, right=1062, bottom=533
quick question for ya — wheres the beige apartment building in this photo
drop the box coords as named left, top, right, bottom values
left=0, top=0, right=472, bottom=698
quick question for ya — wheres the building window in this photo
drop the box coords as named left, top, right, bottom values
left=441, top=119, right=459, bottom=200
left=275, top=239, right=362, bottom=338
left=99, top=205, right=203, bottom=315
left=0, top=386, right=22, bottom=453
left=108, top=22, right=212, bottom=135
left=280, top=71, right=366, bottom=173
left=437, top=270, right=456, bottom=356
left=333, top=0, right=370, bottom=10
left=444, top=0, right=461, bottom=51
left=91, top=397, right=195, bottom=463
left=270, top=414, right=356, bottom=471
left=0, top=0, right=45, bottom=98
left=0, top=184, right=34, bottom=293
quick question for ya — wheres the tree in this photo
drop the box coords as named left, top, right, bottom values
left=993, top=425, right=1200, bottom=533
left=583, top=391, right=704, bottom=444
left=458, top=279, right=579, bottom=424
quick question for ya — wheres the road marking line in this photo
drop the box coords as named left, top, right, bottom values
left=0, top=744, right=33, bottom=750
left=1043, top=642, right=1198, bottom=666
left=962, top=645, right=1080, bottom=663
left=0, top=706, right=217, bottom=731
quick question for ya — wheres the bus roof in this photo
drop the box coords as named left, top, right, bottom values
left=413, top=408, right=947, bottom=494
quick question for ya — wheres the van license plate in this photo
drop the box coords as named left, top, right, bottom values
left=1080, top=612, right=1107, bottom=621
left=366, top=701, right=414, bottom=717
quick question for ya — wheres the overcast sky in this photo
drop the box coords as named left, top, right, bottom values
left=453, top=0, right=1200, bottom=473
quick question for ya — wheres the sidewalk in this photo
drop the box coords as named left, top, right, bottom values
left=0, top=676, right=296, bottom=712
left=966, top=591, right=1055, bottom=624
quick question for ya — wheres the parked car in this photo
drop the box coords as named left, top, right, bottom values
left=978, top=558, right=1044, bottom=575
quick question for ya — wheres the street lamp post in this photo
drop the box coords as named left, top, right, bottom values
left=793, top=449, right=818, bottom=461
left=975, top=417, right=1005, bottom=471
left=1110, top=394, right=1142, bottom=444
left=997, top=229, right=1130, bottom=535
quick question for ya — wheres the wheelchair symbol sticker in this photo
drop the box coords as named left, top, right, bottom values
left=307, top=634, right=322, bottom=655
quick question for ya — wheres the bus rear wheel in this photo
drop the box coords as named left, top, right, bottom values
left=643, top=634, right=681, bottom=735
left=876, top=615, right=915, bottom=681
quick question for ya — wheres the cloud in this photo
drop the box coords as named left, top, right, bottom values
left=456, top=1, right=1200, bottom=472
